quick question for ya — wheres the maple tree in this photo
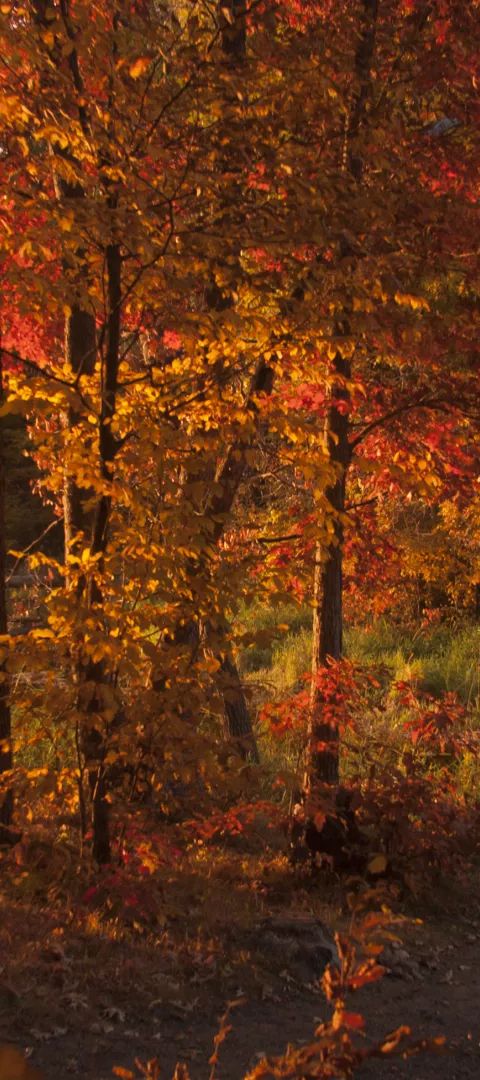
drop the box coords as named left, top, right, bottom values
left=0, top=0, right=477, bottom=886
left=0, top=344, right=13, bottom=841
left=2, top=14, right=480, bottom=1080
left=245, top=0, right=480, bottom=801
left=0, top=0, right=336, bottom=859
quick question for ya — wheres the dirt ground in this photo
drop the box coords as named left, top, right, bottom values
left=1, top=894, right=479, bottom=1080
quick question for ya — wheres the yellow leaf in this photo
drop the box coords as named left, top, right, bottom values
left=368, top=854, right=388, bottom=876
left=129, top=56, right=151, bottom=79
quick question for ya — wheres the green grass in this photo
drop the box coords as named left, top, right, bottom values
left=237, top=604, right=480, bottom=706
left=345, top=620, right=480, bottom=703
left=237, top=607, right=480, bottom=796
left=237, top=600, right=311, bottom=674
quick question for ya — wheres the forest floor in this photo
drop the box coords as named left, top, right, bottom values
left=1, top=868, right=480, bottom=1080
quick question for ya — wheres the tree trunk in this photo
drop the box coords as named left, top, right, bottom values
left=32, top=2, right=118, bottom=864
left=80, top=241, right=122, bottom=865
left=31, top=1, right=97, bottom=558
left=305, top=0, right=378, bottom=797
left=158, top=1, right=265, bottom=759
left=0, top=345, right=13, bottom=843
left=62, top=305, right=97, bottom=558
left=217, top=650, right=259, bottom=762
left=197, top=359, right=272, bottom=758
left=202, top=619, right=259, bottom=762
left=306, top=354, right=351, bottom=793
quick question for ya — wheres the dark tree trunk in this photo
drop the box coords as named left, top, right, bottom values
left=161, top=2, right=267, bottom=759
left=202, top=619, right=260, bottom=762
left=80, top=241, right=122, bottom=865
left=31, top=1, right=97, bottom=557
left=63, top=305, right=96, bottom=557
left=305, top=0, right=378, bottom=798
left=307, top=355, right=351, bottom=792
left=0, top=346, right=13, bottom=842
left=217, top=651, right=259, bottom=762
left=32, top=0, right=119, bottom=864
left=197, top=359, right=272, bottom=758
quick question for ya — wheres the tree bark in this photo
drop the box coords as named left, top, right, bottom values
left=31, top=1, right=97, bottom=556
left=202, top=618, right=260, bottom=762
left=305, top=0, right=378, bottom=797
left=0, top=344, right=14, bottom=842
left=31, top=1, right=109, bottom=859
left=307, top=355, right=351, bottom=792
left=80, top=241, right=122, bottom=865
left=217, top=650, right=259, bottom=762
left=158, top=1, right=267, bottom=758
left=62, top=305, right=97, bottom=557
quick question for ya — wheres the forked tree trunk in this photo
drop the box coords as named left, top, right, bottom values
left=200, top=358, right=273, bottom=759
left=31, top=7, right=97, bottom=560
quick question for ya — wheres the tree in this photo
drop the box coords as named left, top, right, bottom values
left=0, top=0, right=335, bottom=856
left=0, top=344, right=13, bottom=842
left=2, top=0, right=477, bottom=863
left=290, top=0, right=480, bottom=798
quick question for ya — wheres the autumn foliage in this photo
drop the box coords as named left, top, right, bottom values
left=0, top=12, right=479, bottom=1079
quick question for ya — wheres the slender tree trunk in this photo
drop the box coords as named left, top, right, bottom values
left=217, top=650, right=259, bottom=762
left=62, top=305, right=97, bottom=557
left=32, top=2, right=119, bottom=863
left=158, top=0, right=265, bottom=758
left=0, top=345, right=13, bottom=842
left=307, top=355, right=351, bottom=792
left=202, top=619, right=260, bottom=762
left=79, top=241, right=122, bottom=865
left=154, top=363, right=269, bottom=760
left=31, top=2, right=97, bottom=557
left=199, top=358, right=272, bottom=758
left=305, top=0, right=378, bottom=797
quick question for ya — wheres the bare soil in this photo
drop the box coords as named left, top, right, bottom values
left=1, top=893, right=479, bottom=1080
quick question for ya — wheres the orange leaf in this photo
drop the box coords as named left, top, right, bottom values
left=129, top=56, right=151, bottom=79
left=367, top=854, right=388, bottom=875
left=337, top=1010, right=365, bottom=1030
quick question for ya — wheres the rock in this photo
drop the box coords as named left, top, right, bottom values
left=381, top=943, right=421, bottom=980
left=247, top=914, right=336, bottom=983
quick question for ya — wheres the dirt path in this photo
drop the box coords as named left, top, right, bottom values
left=2, top=911, right=479, bottom=1080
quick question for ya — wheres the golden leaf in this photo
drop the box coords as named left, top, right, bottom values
left=367, top=854, right=388, bottom=875
left=129, top=56, right=151, bottom=79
